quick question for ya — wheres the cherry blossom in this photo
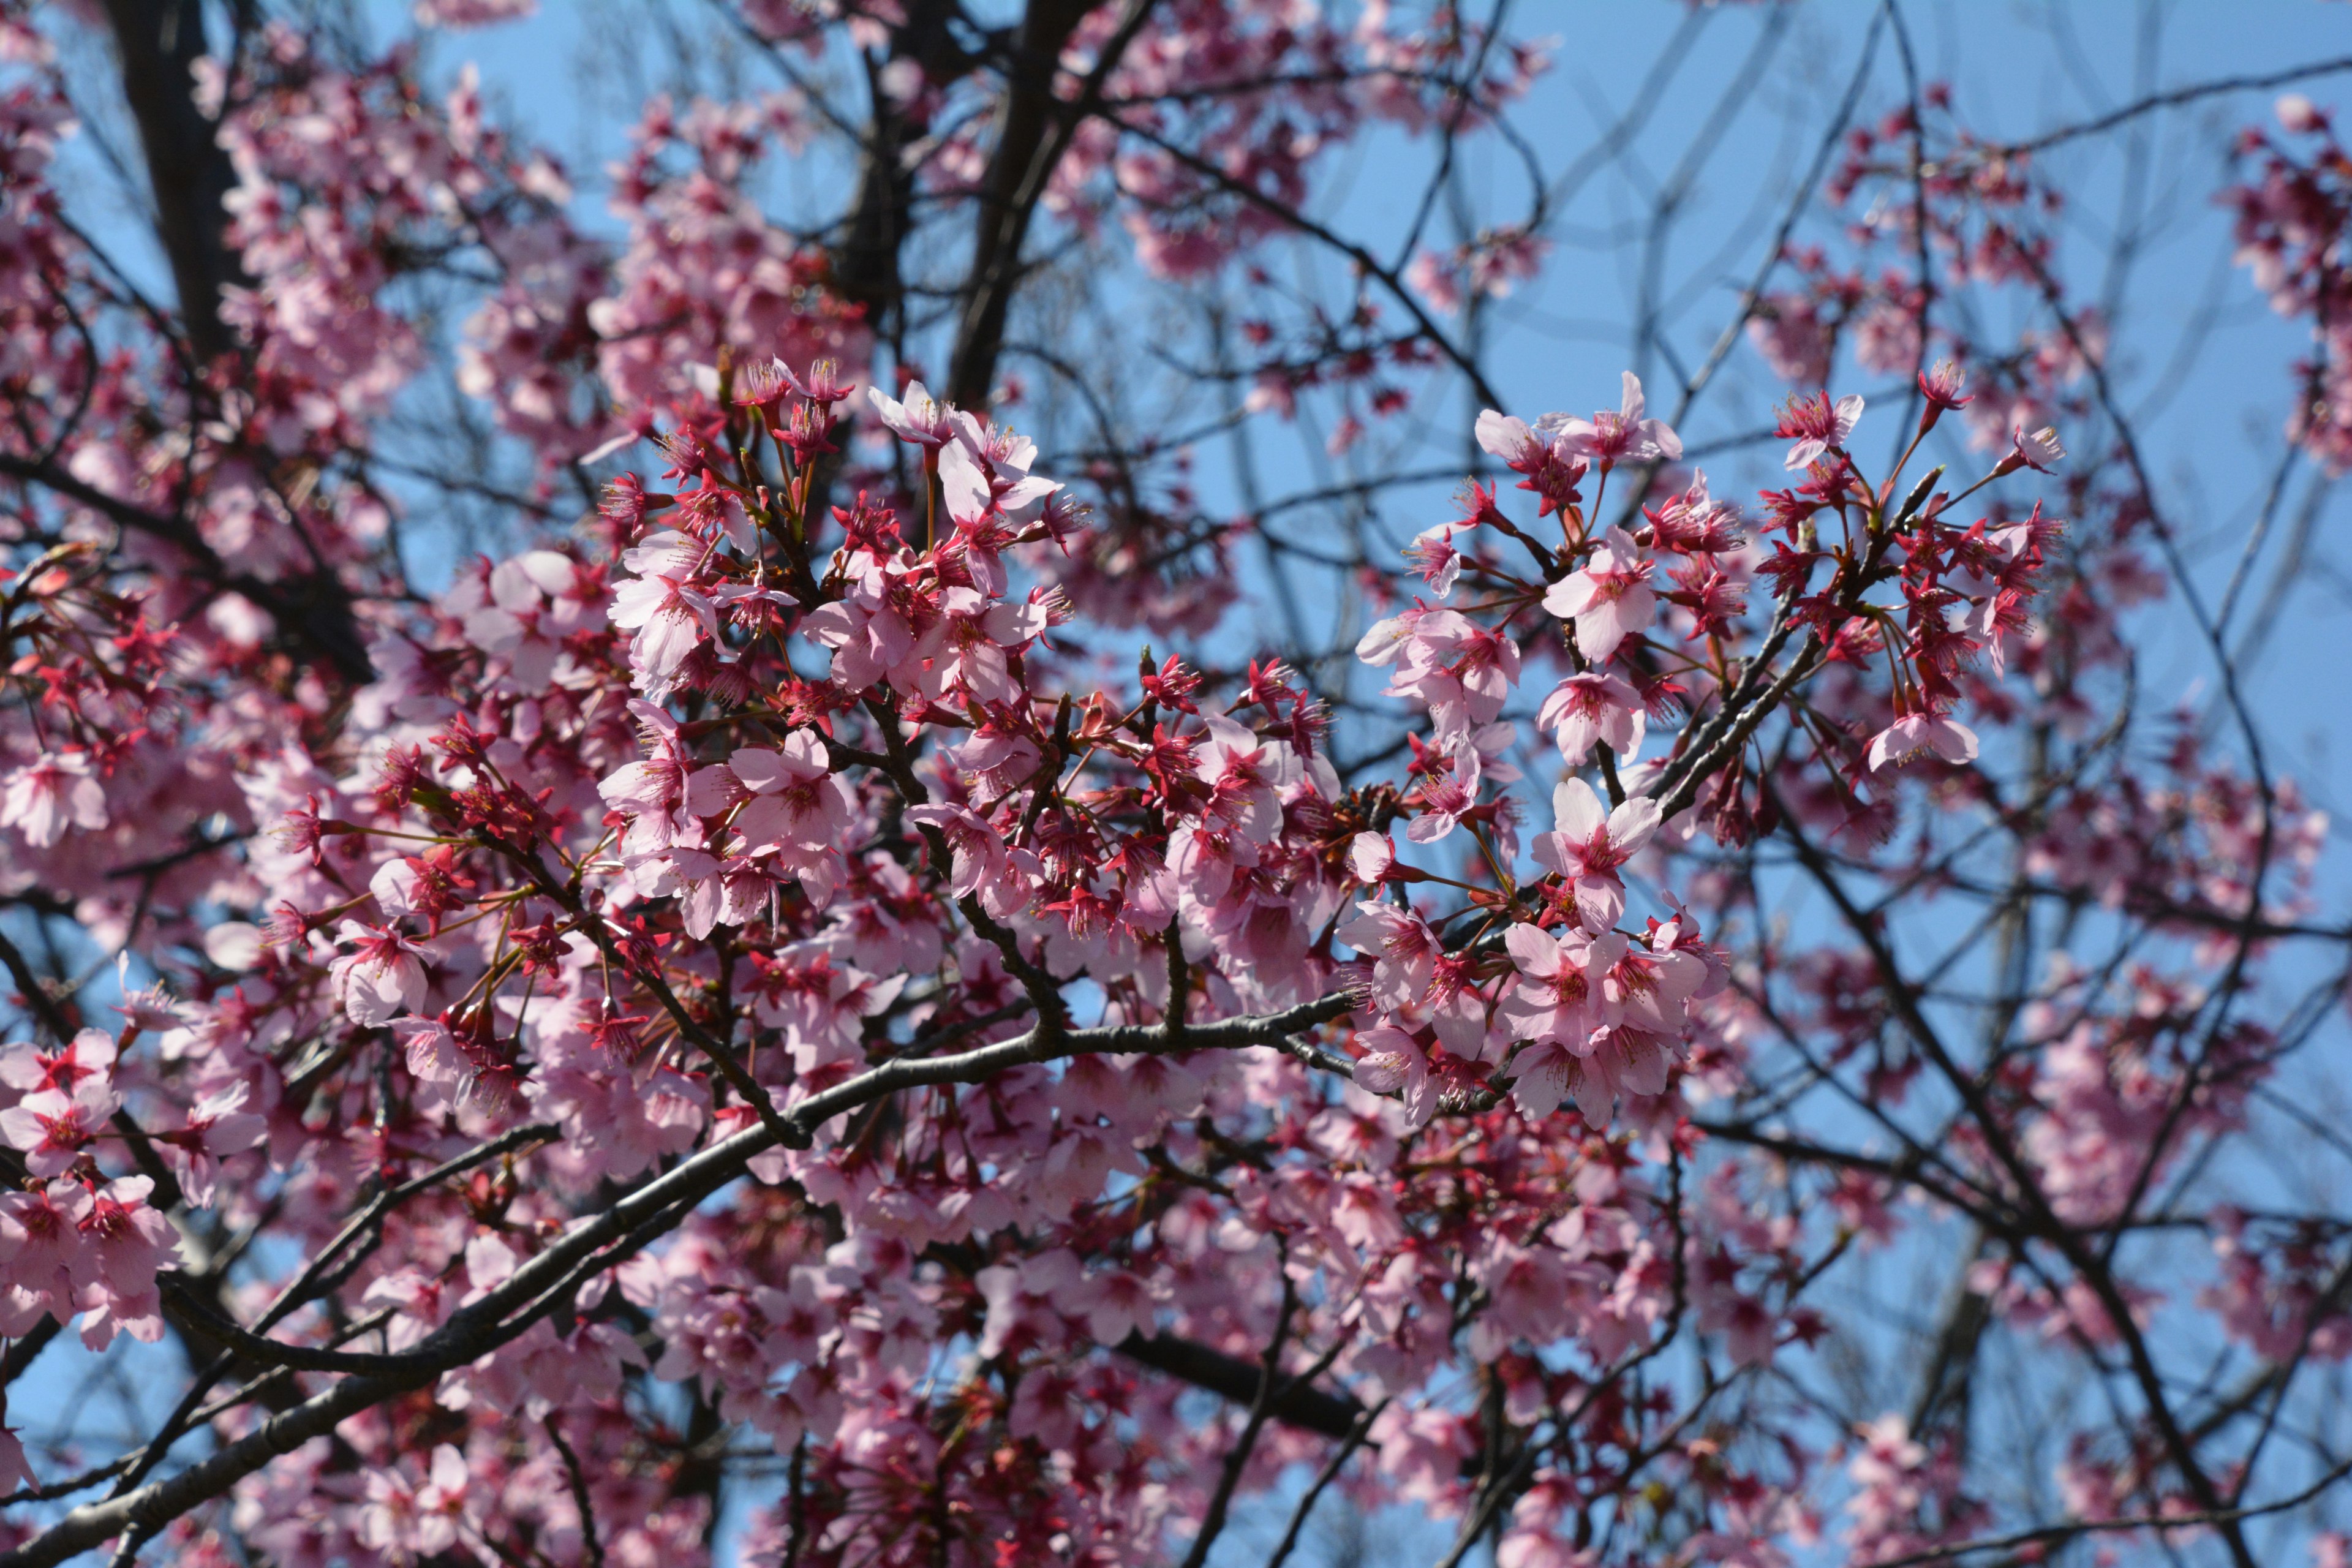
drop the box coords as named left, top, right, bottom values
left=0, top=750, right=106, bottom=847
left=0, top=13, right=2339, bottom=1568
left=1547, top=371, right=1683, bottom=469
left=1542, top=525, right=1657, bottom=662
left=1775, top=389, right=1866, bottom=470
left=1533, top=777, right=1663, bottom=931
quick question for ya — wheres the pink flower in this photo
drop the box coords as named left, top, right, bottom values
left=916, top=588, right=1050, bottom=706
left=0, top=1027, right=116, bottom=1096
left=1474, top=410, right=1589, bottom=518
left=0, top=1179, right=90, bottom=1297
left=1776, top=390, right=1865, bottom=470
left=1865, top=714, right=1980, bottom=772
left=1533, top=777, right=1661, bottom=931
left=1, top=750, right=107, bottom=848
left=1749, top=295, right=1831, bottom=385
left=394, top=1016, right=470, bottom=1091
left=1645, top=470, right=1744, bottom=554
left=413, top=0, right=535, bottom=26
left=799, top=567, right=917, bottom=695
left=1406, top=248, right=1463, bottom=313
left=78, top=1175, right=178, bottom=1303
left=330, top=920, right=429, bottom=1025
left=1193, top=714, right=1301, bottom=843
left=868, top=379, right=954, bottom=448
left=905, top=803, right=1030, bottom=922
left=2278, top=92, right=2328, bottom=135
left=1376, top=608, right=1524, bottom=737
left=158, top=1084, right=269, bottom=1208
left=939, top=413, right=1059, bottom=528
left=1355, top=601, right=1452, bottom=668
left=1537, top=672, right=1646, bottom=764
left=1542, top=527, right=1656, bottom=662
left=728, top=732, right=856, bottom=853
left=1567, top=1025, right=1680, bottom=1121
left=360, top=1444, right=473, bottom=1559
left=1351, top=1025, right=1436, bottom=1128
left=1474, top=409, right=1544, bottom=467
left=610, top=533, right=718, bottom=686
left=1404, top=521, right=1464, bottom=597
left=1497, top=924, right=1695, bottom=1123
left=1497, top=922, right=1609, bottom=1052
left=1918, top=360, right=1972, bottom=412
left=1406, top=741, right=1482, bottom=844
left=1549, top=372, right=1682, bottom=469
left=0, top=1081, right=120, bottom=1177
left=1336, top=900, right=1440, bottom=1009
left=1997, top=424, right=2067, bottom=476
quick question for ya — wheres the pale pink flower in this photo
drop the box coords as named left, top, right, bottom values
left=939, top=413, right=1058, bottom=527
left=1542, top=527, right=1656, bottom=662
left=1, top=750, right=107, bottom=848
left=905, top=803, right=1030, bottom=922
left=1866, top=714, right=1980, bottom=772
left=330, top=921, right=429, bottom=1025
left=1997, top=424, right=2067, bottom=475
left=868, top=379, right=954, bottom=448
left=1336, top=900, right=1440, bottom=1009
left=610, top=567, right=719, bottom=685
left=1496, top=922, right=1609, bottom=1053
left=1404, top=521, right=1464, bottom=597
left=1349, top=832, right=1398, bottom=883
left=1381, top=609, right=1523, bottom=737
left=1533, top=777, right=1661, bottom=931
left=1474, top=409, right=1544, bottom=467
left=728, top=732, right=856, bottom=853
left=1193, top=714, right=1302, bottom=844
left=1548, top=372, right=1681, bottom=468
left=0, top=1027, right=116, bottom=1095
left=0, top=1179, right=90, bottom=1297
left=1748, top=294, right=1831, bottom=385
left=2278, top=93, right=2327, bottom=135
left=1351, top=1025, right=1436, bottom=1128
left=414, top=0, right=535, bottom=26
left=1537, top=672, right=1646, bottom=764
left=79, top=1175, right=178, bottom=1301
left=159, top=1084, right=268, bottom=1208
left=800, top=573, right=916, bottom=694
left=1406, top=742, right=1482, bottom=844
left=360, top=1444, right=472, bottom=1558
left=1569, top=1025, right=1680, bottom=1121
left=0, top=1081, right=120, bottom=1177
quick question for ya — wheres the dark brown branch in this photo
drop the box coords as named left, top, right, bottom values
left=99, top=1, right=249, bottom=364
left=1986, top=55, right=2352, bottom=159
left=947, top=0, right=1161, bottom=408
left=0, top=452, right=372, bottom=682
left=1114, top=1331, right=1364, bottom=1441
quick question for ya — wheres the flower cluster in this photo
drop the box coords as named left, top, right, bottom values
left=1, top=10, right=2345, bottom=1568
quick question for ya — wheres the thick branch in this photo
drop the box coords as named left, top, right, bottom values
left=99, top=0, right=247, bottom=364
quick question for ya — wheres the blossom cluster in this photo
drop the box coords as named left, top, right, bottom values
left=1, top=9, right=2345, bottom=1568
